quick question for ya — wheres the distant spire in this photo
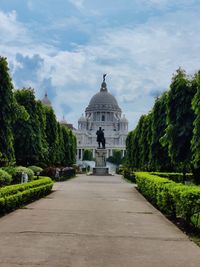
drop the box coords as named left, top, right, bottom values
left=41, top=92, right=52, bottom=107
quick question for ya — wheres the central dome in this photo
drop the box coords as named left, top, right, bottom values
left=85, top=80, right=121, bottom=113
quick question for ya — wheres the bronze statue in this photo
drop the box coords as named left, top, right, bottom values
left=96, top=127, right=106, bottom=149
left=103, top=73, right=107, bottom=82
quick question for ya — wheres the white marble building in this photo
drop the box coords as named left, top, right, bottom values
left=75, top=76, right=128, bottom=160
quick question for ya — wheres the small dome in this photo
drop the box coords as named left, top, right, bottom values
left=60, top=116, right=68, bottom=125
left=42, top=93, right=52, bottom=107
left=121, top=114, right=128, bottom=122
left=78, top=114, right=87, bottom=122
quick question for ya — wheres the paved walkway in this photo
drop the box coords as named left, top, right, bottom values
left=0, top=174, right=200, bottom=267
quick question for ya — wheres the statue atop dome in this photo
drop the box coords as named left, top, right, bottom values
left=101, top=74, right=108, bottom=92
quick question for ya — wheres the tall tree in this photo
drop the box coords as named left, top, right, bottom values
left=69, top=129, right=76, bottom=165
left=150, top=93, right=171, bottom=171
left=138, top=114, right=152, bottom=170
left=125, top=131, right=133, bottom=166
left=0, top=57, right=15, bottom=165
left=13, top=88, right=43, bottom=165
left=191, top=71, right=200, bottom=183
left=164, top=68, right=195, bottom=174
left=55, top=122, right=65, bottom=165
left=36, top=101, right=49, bottom=163
left=82, top=149, right=93, bottom=161
left=45, top=106, right=58, bottom=165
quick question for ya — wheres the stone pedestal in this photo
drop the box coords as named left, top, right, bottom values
left=92, top=149, right=109, bottom=175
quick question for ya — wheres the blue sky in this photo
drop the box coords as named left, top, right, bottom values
left=1, top=0, right=200, bottom=130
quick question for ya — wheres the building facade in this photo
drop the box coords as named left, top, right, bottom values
left=75, top=76, right=128, bottom=160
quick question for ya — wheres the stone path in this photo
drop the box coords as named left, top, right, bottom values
left=0, top=174, right=200, bottom=266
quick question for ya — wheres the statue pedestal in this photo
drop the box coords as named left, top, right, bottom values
left=92, top=149, right=109, bottom=175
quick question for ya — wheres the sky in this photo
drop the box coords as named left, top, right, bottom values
left=1, top=0, right=200, bottom=130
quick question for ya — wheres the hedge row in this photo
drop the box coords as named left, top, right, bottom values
left=117, top=166, right=136, bottom=183
left=150, top=172, right=193, bottom=183
left=0, top=177, right=53, bottom=214
left=135, top=172, right=200, bottom=228
left=0, top=169, right=12, bottom=187
left=1, top=166, right=35, bottom=184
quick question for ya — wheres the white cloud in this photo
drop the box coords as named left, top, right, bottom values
left=1, top=5, right=200, bottom=129
left=0, top=10, right=27, bottom=43
left=68, top=0, right=85, bottom=10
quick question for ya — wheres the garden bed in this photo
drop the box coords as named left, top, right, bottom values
left=0, top=177, right=53, bottom=215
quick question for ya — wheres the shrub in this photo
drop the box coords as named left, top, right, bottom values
left=2, top=166, right=16, bottom=177
left=0, top=177, right=53, bottom=214
left=116, top=165, right=124, bottom=175
left=151, top=172, right=193, bottom=183
left=3, top=166, right=35, bottom=184
left=135, top=172, right=200, bottom=228
left=28, top=165, right=43, bottom=175
left=11, top=166, right=34, bottom=184
left=0, top=169, right=12, bottom=187
left=58, top=167, right=76, bottom=181
left=121, top=167, right=136, bottom=183
left=40, top=167, right=57, bottom=179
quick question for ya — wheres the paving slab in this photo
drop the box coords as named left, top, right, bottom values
left=0, top=174, right=200, bottom=266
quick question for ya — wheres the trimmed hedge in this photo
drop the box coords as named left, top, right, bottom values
left=151, top=172, right=193, bottom=183
left=120, top=167, right=136, bottom=183
left=135, top=172, right=200, bottom=228
left=3, top=166, right=34, bottom=184
left=0, top=169, right=12, bottom=187
left=0, top=177, right=53, bottom=214
left=28, top=165, right=43, bottom=175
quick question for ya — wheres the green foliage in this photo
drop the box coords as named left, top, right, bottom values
left=126, top=68, right=199, bottom=179
left=55, top=122, right=65, bottom=165
left=40, top=167, right=57, bottom=179
left=45, top=106, right=58, bottom=164
left=150, top=172, right=193, bottom=183
left=150, top=93, right=171, bottom=171
left=191, top=71, right=200, bottom=183
left=135, top=172, right=200, bottom=228
left=165, top=68, right=195, bottom=169
left=2, top=166, right=16, bottom=177
left=12, top=88, right=77, bottom=167
left=69, top=130, right=77, bottom=165
left=28, top=165, right=43, bottom=175
left=122, top=167, right=136, bottom=182
left=107, top=149, right=123, bottom=165
left=13, top=89, right=43, bottom=165
left=0, top=57, right=15, bottom=165
left=126, top=113, right=152, bottom=170
left=0, top=169, right=12, bottom=187
left=58, top=167, right=76, bottom=181
left=138, top=114, right=152, bottom=169
left=0, top=177, right=53, bottom=214
left=83, top=149, right=93, bottom=161
left=36, top=101, right=49, bottom=163
left=9, top=166, right=34, bottom=184
left=0, top=57, right=77, bottom=168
